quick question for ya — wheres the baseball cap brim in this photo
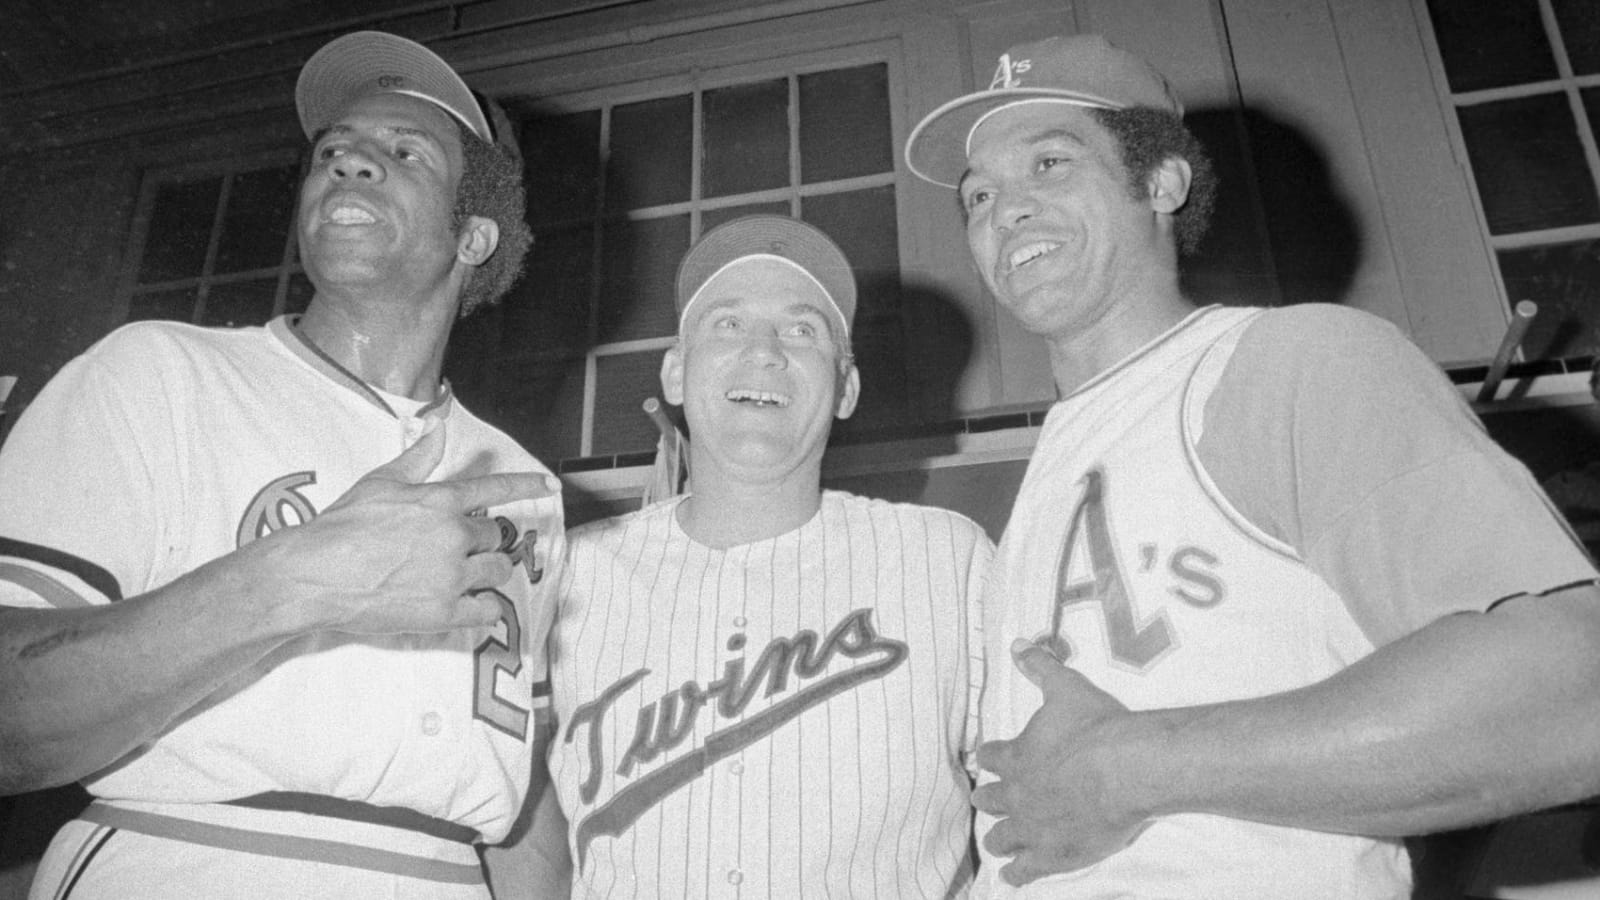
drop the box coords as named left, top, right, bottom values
left=905, top=90, right=1120, bottom=189
left=675, top=215, right=856, bottom=339
left=296, top=31, right=492, bottom=144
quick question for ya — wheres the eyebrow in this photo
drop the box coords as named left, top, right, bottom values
left=317, top=123, right=444, bottom=146
left=959, top=126, right=1090, bottom=191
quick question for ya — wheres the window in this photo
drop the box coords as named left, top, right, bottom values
left=1425, top=0, right=1600, bottom=361
left=122, top=153, right=309, bottom=328
left=448, top=57, right=907, bottom=468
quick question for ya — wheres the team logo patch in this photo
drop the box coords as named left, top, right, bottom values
left=235, top=472, right=318, bottom=548
left=564, top=608, right=907, bottom=867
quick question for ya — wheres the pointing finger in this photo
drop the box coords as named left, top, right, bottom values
left=439, top=471, right=562, bottom=514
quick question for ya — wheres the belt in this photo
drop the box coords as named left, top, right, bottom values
left=225, top=791, right=481, bottom=844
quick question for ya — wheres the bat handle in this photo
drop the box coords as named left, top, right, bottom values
left=1476, top=300, right=1538, bottom=404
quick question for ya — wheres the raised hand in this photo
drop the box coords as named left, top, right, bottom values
left=972, top=638, right=1151, bottom=886
left=245, top=421, right=560, bottom=636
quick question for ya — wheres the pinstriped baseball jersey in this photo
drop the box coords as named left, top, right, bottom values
left=0, top=316, right=563, bottom=846
left=977, top=306, right=1410, bottom=899
left=548, top=489, right=991, bottom=898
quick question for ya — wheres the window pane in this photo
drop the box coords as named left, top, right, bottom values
left=703, top=78, right=789, bottom=198
left=127, top=287, right=198, bottom=323
left=1555, top=0, right=1600, bottom=76
left=593, top=350, right=667, bottom=456
left=506, top=224, right=594, bottom=355
left=800, top=64, right=893, bottom=183
left=138, top=177, right=221, bottom=283
left=519, top=108, right=601, bottom=225
left=1458, top=93, right=1600, bottom=234
left=477, top=357, right=587, bottom=464
left=1497, top=239, right=1600, bottom=360
left=1425, top=0, right=1556, bottom=92
left=801, top=187, right=908, bottom=435
left=215, top=165, right=297, bottom=274
left=598, top=214, right=689, bottom=343
left=608, top=95, right=693, bottom=212
left=201, top=279, right=278, bottom=327
left=802, top=186, right=901, bottom=322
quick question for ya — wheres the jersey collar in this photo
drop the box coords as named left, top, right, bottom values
left=269, top=315, right=455, bottom=420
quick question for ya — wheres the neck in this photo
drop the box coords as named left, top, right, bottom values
left=1045, top=271, right=1195, bottom=397
left=296, top=288, right=458, bottom=401
left=675, top=453, right=825, bottom=549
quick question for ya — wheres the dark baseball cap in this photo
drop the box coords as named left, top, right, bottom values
left=675, top=215, right=856, bottom=339
left=296, top=30, right=498, bottom=145
left=905, top=34, right=1183, bottom=188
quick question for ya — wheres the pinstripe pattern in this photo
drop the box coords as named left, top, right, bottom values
left=551, top=490, right=990, bottom=898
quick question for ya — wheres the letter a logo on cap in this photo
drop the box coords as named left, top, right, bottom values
left=989, top=53, right=1033, bottom=90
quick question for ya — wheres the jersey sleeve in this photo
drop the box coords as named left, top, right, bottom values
left=0, top=335, right=166, bottom=608
left=1196, top=304, right=1597, bottom=646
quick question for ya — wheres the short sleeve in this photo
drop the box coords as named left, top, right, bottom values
left=1196, top=305, right=1597, bottom=646
left=0, top=337, right=165, bottom=608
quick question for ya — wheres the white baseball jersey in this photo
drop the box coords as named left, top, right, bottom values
left=0, top=316, right=564, bottom=896
left=548, top=490, right=991, bottom=898
left=978, top=304, right=1600, bottom=899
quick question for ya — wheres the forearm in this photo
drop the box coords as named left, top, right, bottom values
left=0, top=553, right=301, bottom=793
left=1123, top=586, right=1600, bottom=836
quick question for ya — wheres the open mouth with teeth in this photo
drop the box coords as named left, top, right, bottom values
left=329, top=206, right=377, bottom=225
left=1007, top=241, right=1061, bottom=272
left=726, top=389, right=790, bottom=408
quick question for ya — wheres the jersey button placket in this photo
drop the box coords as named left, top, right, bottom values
left=421, top=711, right=443, bottom=736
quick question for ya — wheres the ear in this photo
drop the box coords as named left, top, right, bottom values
left=1148, top=157, right=1192, bottom=215
left=834, top=361, right=861, bottom=420
left=456, top=215, right=501, bottom=267
left=660, top=343, right=686, bottom=406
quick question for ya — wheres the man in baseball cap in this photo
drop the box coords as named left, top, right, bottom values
left=517, top=214, right=994, bottom=896
left=4, top=29, right=565, bottom=899
left=908, top=31, right=1600, bottom=900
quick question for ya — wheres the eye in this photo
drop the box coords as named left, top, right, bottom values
left=1037, top=155, right=1067, bottom=173
left=712, top=314, right=741, bottom=331
left=316, top=144, right=344, bottom=161
left=787, top=321, right=818, bottom=339
left=394, top=145, right=424, bottom=162
left=962, top=187, right=993, bottom=211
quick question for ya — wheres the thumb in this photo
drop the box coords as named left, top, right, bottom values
left=1011, top=637, right=1072, bottom=692
left=370, top=419, right=447, bottom=486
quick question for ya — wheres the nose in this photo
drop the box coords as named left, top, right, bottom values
left=991, top=185, right=1037, bottom=232
left=331, top=144, right=385, bottom=183
left=739, top=325, right=788, bottom=368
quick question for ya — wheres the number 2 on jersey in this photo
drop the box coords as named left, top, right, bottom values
left=474, top=589, right=530, bottom=738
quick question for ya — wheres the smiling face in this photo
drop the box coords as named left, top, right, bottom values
left=662, top=257, right=859, bottom=485
left=960, top=101, right=1170, bottom=344
left=297, top=92, right=468, bottom=300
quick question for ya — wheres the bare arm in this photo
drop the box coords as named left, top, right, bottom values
left=0, top=425, right=557, bottom=794
left=976, top=581, right=1600, bottom=883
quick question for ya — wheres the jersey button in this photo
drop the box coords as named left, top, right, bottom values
left=726, top=869, right=743, bottom=885
left=729, top=760, right=744, bottom=776
left=732, top=615, right=747, bottom=628
left=421, top=711, right=442, bottom=736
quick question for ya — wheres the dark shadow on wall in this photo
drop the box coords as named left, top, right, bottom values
left=1180, top=105, right=1363, bottom=311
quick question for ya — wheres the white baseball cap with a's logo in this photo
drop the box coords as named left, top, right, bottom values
left=904, top=34, right=1183, bottom=188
